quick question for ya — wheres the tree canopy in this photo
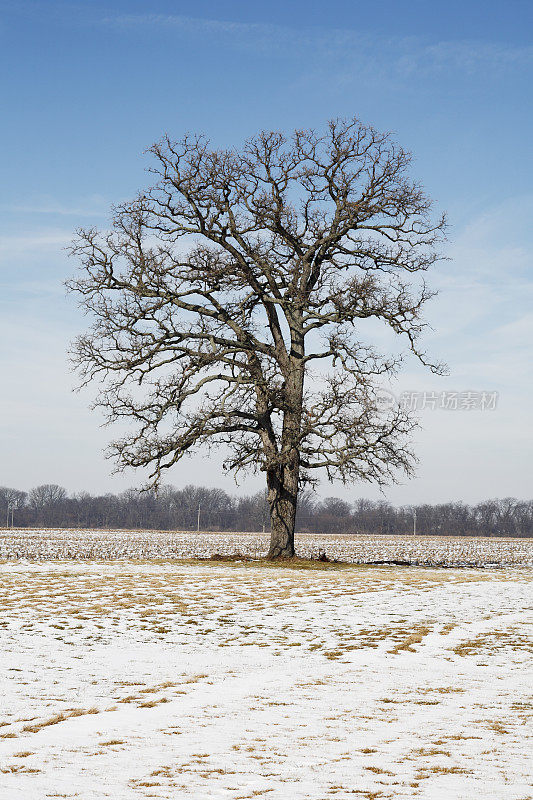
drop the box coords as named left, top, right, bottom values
left=68, top=117, right=446, bottom=557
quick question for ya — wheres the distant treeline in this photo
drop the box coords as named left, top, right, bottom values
left=1, top=484, right=532, bottom=537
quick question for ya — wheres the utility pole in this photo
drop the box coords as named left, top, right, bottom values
left=197, top=503, right=201, bottom=532
left=413, top=508, right=417, bottom=536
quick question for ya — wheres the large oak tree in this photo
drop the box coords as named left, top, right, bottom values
left=68, top=117, right=445, bottom=558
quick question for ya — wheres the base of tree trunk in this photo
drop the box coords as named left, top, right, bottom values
left=266, top=522, right=295, bottom=559
left=266, top=466, right=298, bottom=559
left=266, top=544, right=295, bottom=560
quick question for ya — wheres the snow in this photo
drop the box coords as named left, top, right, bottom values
left=1, top=528, right=532, bottom=566
left=0, top=548, right=531, bottom=798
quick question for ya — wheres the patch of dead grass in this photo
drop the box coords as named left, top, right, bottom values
left=410, top=747, right=452, bottom=757
left=364, top=766, right=394, bottom=775
left=389, top=625, right=431, bottom=653
left=0, top=764, right=41, bottom=774
left=453, top=628, right=533, bottom=657
left=138, top=697, right=170, bottom=709
left=22, top=707, right=99, bottom=733
left=139, top=681, right=175, bottom=694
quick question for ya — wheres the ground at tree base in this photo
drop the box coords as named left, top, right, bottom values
left=0, top=539, right=531, bottom=799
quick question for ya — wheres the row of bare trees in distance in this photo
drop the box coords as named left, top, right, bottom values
left=0, top=484, right=531, bottom=537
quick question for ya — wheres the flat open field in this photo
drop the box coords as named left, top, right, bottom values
left=1, top=529, right=532, bottom=566
left=0, top=534, right=531, bottom=799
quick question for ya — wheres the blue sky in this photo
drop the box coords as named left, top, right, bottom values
left=1, top=0, right=532, bottom=503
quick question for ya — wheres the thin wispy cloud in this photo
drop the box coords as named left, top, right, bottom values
left=422, top=40, right=533, bottom=69
left=101, top=12, right=533, bottom=75
left=0, top=229, right=72, bottom=260
left=101, top=13, right=270, bottom=38
left=2, top=194, right=108, bottom=217
left=0, top=278, right=66, bottom=296
left=101, top=11, right=359, bottom=41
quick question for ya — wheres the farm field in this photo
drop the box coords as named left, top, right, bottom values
left=0, top=535, right=531, bottom=799
left=1, top=528, right=532, bottom=566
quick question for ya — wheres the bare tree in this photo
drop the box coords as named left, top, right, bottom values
left=0, top=487, right=27, bottom=527
left=28, top=484, right=67, bottom=510
left=27, top=484, right=68, bottom=527
left=68, top=117, right=445, bottom=558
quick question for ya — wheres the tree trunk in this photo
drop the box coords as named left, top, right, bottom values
left=266, top=320, right=304, bottom=559
left=266, top=461, right=299, bottom=559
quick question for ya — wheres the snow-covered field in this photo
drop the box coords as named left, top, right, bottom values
left=1, top=528, right=532, bottom=566
left=0, top=550, right=531, bottom=800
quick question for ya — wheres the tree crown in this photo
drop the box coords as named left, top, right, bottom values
left=68, top=117, right=446, bottom=490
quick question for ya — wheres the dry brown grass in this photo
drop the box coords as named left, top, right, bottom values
left=364, top=766, right=394, bottom=775
left=21, top=707, right=99, bottom=733
left=138, top=697, right=170, bottom=709
left=0, top=561, right=521, bottom=637
left=453, top=629, right=533, bottom=656
left=0, top=764, right=41, bottom=774
left=410, top=747, right=452, bottom=757
left=389, top=625, right=431, bottom=653
left=488, top=720, right=510, bottom=735
left=440, top=622, right=457, bottom=635
left=139, top=681, right=175, bottom=693
left=418, top=766, right=470, bottom=776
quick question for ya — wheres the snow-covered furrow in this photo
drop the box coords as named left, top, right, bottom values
left=0, top=562, right=531, bottom=799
